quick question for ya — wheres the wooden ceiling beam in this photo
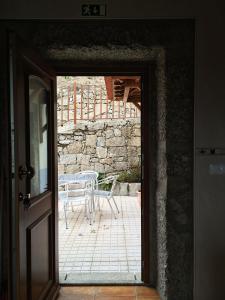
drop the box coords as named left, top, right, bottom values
left=111, top=76, right=141, bottom=80
left=132, top=102, right=141, bottom=111
left=114, top=81, right=140, bottom=89
left=105, top=76, right=141, bottom=103
left=104, top=76, right=113, bottom=100
left=114, top=96, right=141, bottom=101
left=123, top=86, right=130, bottom=103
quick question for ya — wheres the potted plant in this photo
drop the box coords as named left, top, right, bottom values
left=117, top=168, right=141, bottom=201
left=137, top=189, right=141, bottom=207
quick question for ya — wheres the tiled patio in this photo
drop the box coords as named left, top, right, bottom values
left=58, top=196, right=142, bottom=284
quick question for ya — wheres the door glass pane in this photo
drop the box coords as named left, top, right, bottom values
left=29, top=75, right=49, bottom=197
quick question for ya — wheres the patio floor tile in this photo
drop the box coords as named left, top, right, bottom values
left=59, top=196, right=141, bottom=283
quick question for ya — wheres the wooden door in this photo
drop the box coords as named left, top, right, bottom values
left=10, top=35, right=59, bottom=300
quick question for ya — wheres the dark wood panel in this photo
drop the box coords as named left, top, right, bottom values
left=27, top=211, right=53, bottom=300
left=141, top=63, right=157, bottom=285
left=0, top=25, right=11, bottom=300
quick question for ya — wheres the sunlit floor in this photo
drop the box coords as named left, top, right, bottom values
left=58, top=196, right=141, bottom=284
left=58, top=286, right=160, bottom=300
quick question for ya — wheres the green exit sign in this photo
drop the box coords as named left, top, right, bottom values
left=81, top=4, right=106, bottom=17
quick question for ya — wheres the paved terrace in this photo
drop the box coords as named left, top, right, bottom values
left=58, top=196, right=142, bottom=284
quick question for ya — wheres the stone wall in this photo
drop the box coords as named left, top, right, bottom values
left=58, top=119, right=141, bottom=175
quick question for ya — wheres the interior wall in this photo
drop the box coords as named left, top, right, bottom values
left=2, top=20, right=194, bottom=300
left=40, top=21, right=193, bottom=300
left=0, top=1, right=225, bottom=299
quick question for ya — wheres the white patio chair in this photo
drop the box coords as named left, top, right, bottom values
left=92, top=175, right=120, bottom=218
left=58, top=182, right=90, bottom=229
left=58, top=171, right=98, bottom=227
left=69, top=171, right=99, bottom=223
left=58, top=190, right=70, bottom=229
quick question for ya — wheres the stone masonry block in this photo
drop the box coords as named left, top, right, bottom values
left=59, top=154, right=77, bottom=164
left=104, top=164, right=114, bottom=173
left=105, top=129, right=114, bottom=139
left=81, top=154, right=91, bottom=165
left=58, top=164, right=65, bottom=175
left=100, top=158, right=113, bottom=165
left=114, top=161, right=128, bottom=171
left=94, top=162, right=105, bottom=173
left=108, top=146, right=127, bottom=157
left=129, top=137, right=141, bottom=147
left=65, top=164, right=80, bottom=173
left=86, top=135, right=97, bottom=146
left=85, top=146, right=96, bottom=155
left=96, top=137, right=105, bottom=147
left=114, top=128, right=121, bottom=136
left=106, top=136, right=126, bottom=147
left=67, top=141, right=83, bottom=154
left=96, top=147, right=107, bottom=158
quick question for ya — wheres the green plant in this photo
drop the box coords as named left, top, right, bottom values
left=97, top=172, right=105, bottom=181
left=97, top=172, right=112, bottom=191
left=117, top=168, right=141, bottom=183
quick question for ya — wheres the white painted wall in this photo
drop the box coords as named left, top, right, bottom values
left=0, top=0, right=225, bottom=299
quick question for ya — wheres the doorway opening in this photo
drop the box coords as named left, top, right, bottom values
left=57, top=75, right=142, bottom=284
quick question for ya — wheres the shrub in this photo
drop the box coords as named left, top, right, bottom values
left=97, top=172, right=112, bottom=191
left=117, top=168, right=141, bottom=183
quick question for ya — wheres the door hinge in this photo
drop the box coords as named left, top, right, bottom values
left=142, top=260, right=144, bottom=271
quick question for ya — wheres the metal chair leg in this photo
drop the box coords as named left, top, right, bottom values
left=84, top=194, right=89, bottom=220
left=92, top=193, right=95, bottom=223
left=97, top=196, right=101, bottom=211
left=87, top=197, right=93, bottom=225
left=71, top=201, right=75, bottom=212
left=112, top=196, right=120, bottom=214
left=107, top=197, right=117, bottom=219
left=64, top=201, right=68, bottom=229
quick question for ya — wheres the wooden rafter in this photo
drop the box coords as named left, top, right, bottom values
left=123, top=86, right=130, bottom=103
left=104, top=75, right=141, bottom=111
left=133, top=102, right=141, bottom=111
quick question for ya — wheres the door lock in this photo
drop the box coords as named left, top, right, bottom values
left=18, top=165, right=34, bottom=179
left=19, top=192, right=31, bottom=210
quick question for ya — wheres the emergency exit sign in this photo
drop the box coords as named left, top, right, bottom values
left=82, top=4, right=107, bottom=17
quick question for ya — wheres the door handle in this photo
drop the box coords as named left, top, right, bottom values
left=18, top=165, right=35, bottom=180
left=19, top=192, right=31, bottom=210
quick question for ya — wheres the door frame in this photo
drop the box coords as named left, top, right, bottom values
left=55, top=62, right=156, bottom=286
left=1, top=30, right=157, bottom=299
left=0, top=35, right=157, bottom=299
